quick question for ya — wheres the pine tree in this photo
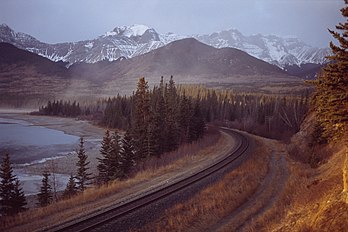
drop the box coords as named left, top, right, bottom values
left=97, top=130, right=112, bottom=184
left=76, top=137, right=91, bottom=191
left=0, top=153, right=16, bottom=215
left=312, top=0, right=348, bottom=141
left=119, top=130, right=135, bottom=179
left=109, top=131, right=122, bottom=180
left=178, top=94, right=193, bottom=143
left=188, top=100, right=206, bottom=142
left=37, top=170, right=53, bottom=207
left=63, top=174, right=78, bottom=199
left=164, top=76, right=180, bottom=151
left=132, top=77, right=151, bottom=160
left=11, top=179, right=27, bottom=214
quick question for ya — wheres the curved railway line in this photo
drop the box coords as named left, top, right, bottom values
left=50, top=128, right=251, bottom=232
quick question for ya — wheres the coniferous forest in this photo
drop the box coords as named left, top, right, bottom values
left=29, top=76, right=311, bottom=190
left=38, top=76, right=309, bottom=141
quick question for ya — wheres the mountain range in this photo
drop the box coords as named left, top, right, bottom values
left=1, top=37, right=306, bottom=106
left=0, top=24, right=329, bottom=73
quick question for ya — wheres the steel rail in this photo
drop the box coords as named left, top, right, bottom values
left=51, top=128, right=250, bottom=232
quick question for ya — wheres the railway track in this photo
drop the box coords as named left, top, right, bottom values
left=50, top=128, right=250, bottom=232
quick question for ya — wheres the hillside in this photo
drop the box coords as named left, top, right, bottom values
left=261, top=112, right=348, bottom=231
left=0, top=43, right=71, bottom=106
left=0, top=43, right=68, bottom=76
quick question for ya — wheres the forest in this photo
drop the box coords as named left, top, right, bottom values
left=37, top=76, right=310, bottom=141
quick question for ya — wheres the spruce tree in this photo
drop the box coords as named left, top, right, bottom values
left=151, top=89, right=167, bottom=156
left=37, top=170, right=53, bottom=207
left=132, top=77, right=151, bottom=160
left=63, top=174, right=77, bottom=199
left=189, top=100, right=206, bottom=142
left=11, top=179, right=27, bottom=214
left=0, top=153, right=16, bottom=215
left=97, top=130, right=112, bottom=184
left=178, top=94, right=193, bottom=143
left=312, top=0, right=348, bottom=141
left=76, top=137, right=91, bottom=191
left=119, top=130, right=135, bottom=179
left=164, top=76, right=180, bottom=151
left=109, top=131, right=122, bottom=180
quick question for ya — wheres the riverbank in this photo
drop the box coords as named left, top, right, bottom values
left=0, top=112, right=106, bottom=196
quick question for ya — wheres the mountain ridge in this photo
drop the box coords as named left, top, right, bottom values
left=0, top=24, right=329, bottom=72
left=0, top=39, right=303, bottom=104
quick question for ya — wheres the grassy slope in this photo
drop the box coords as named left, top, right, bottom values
left=135, top=121, right=348, bottom=231
left=251, top=112, right=348, bottom=231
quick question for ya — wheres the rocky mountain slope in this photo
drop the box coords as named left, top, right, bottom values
left=0, top=24, right=329, bottom=72
left=194, top=29, right=330, bottom=68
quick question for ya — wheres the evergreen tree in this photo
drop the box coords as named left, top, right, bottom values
left=76, top=137, right=91, bottom=191
left=109, top=131, right=122, bottom=180
left=132, top=77, right=151, bottom=160
left=188, top=100, right=206, bottom=142
left=0, top=153, right=16, bottom=215
left=164, top=76, right=180, bottom=151
left=312, top=1, right=348, bottom=141
left=63, top=174, right=78, bottom=199
left=11, top=179, right=27, bottom=214
left=97, top=130, right=112, bottom=184
left=119, top=130, right=136, bottom=179
left=178, top=94, right=193, bottom=143
left=37, top=170, right=53, bottom=207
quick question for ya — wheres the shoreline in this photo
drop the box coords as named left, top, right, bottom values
left=0, top=112, right=105, bottom=139
left=0, top=112, right=106, bottom=196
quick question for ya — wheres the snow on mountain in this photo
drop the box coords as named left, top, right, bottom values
left=194, top=29, right=330, bottom=67
left=104, top=24, right=150, bottom=38
left=0, top=23, right=329, bottom=69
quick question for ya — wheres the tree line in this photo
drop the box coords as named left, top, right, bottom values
left=177, top=85, right=309, bottom=140
left=36, top=100, right=83, bottom=117
left=38, top=81, right=309, bottom=141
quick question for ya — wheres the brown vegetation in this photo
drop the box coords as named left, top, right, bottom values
left=0, top=127, right=228, bottom=232
left=135, top=136, right=272, bottom=231
left=253, top=144, right=348, bottom=232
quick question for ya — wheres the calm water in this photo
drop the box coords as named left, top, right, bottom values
left=0, top=116, right=80, bottom=195
left=0, top=117, right=78, bottom=147
left=0, top=117, right=79, bottom=164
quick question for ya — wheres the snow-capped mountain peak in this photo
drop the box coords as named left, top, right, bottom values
left=106, top=24, right=151, bottom=38
left=0, top=24, right=330, bottom=70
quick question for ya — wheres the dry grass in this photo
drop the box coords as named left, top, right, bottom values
left=244, top=143, right=348, bottom=232
left=0, top=127, right=231, bottom=232
left=135, top=137, right=272, bottom=232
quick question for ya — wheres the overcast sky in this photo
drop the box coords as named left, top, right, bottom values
left=0, top=0, right=344, bottom=47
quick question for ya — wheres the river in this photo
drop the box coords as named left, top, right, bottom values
left=0, top=113, right=104, bottom=196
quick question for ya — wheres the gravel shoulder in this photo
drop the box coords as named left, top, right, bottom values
left=210, top=137, right=289, bottom=232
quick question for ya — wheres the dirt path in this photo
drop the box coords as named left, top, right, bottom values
left=209, top=144, right=289, bottom=232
